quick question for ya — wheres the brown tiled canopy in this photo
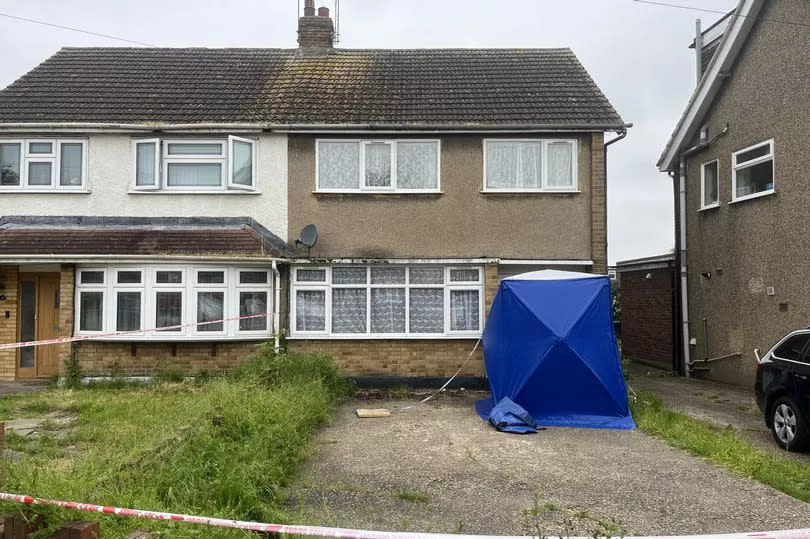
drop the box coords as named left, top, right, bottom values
left=0, top=48, right=624, bottom=129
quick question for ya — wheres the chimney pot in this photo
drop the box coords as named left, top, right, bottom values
left=318, top=6, right=329, bottom=17
left=303, top=0, right=315, bottom=16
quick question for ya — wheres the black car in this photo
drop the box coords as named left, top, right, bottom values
left=755, top=329, right=810, bottom=451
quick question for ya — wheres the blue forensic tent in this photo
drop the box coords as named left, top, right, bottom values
left=476, top=270, right=635, bottom=430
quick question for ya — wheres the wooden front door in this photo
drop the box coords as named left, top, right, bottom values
left=16, top=273, right=61, bottom=379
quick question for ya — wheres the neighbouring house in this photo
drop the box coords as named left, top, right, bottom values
left=0, top=2, right=627, bottom=382
left=658, top=0, right=808, bottom=385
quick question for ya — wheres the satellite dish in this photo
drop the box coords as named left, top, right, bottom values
left=295, top=224, right=319, bottom=251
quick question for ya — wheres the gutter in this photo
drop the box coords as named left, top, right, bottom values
left=0, top=254, right=286, bottom=264
left=0, top=122, right=633, bottom=134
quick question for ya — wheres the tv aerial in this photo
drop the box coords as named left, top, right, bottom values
left=295, top=224, right=319, bottom=257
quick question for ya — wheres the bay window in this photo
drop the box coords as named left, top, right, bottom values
left=291, top=266, right=483, bottom=338
left=484, top=139, right=577, bottom=192
left=732, top=139, right=774, bottom=202
left=132, top=136, right=256, bottom=192
left=75, top=265, right=273, bottom=340
left=317, top=139, right=440, bottom=192
left=0, top=138, right=87, bottom=190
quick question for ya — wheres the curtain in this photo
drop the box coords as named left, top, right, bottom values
left=409, top=267, right=444, bottom=284
left=365, top=143, right=391, bottom=187
left=397, top=142, right=438, bottom=189
left=486, top=141, right=541, bottom=189
left=547, top=142, right=573, bottom=188
left=232, top=140, right=253, bottom=186
left=116, top=292, right=142, bottom=331
left=239, top=292, right=268, bottom=331
left=450, top=269, right=478, bottom=283
left=319, top=141, right=359, bottom=189
left=136, top=142, right=156, bottom=186
left=79, top=292, right=103, bottom=331
left=60, top=143, right=83, bottom=186
left=27, top=162, right=52, bottom=186
left=450, top=290, right=479, bottom=331
left=0, top=143, right=21, bottom=186
left=409, top=288, right=444, bottom=333
left=166, top=163, right=222, bottom=186
left=370, top=267, right=406, bottom=284
left=296, top=290, right=326, bottom=331
left=371, top=288, right=406, bottom=333
left=297, top=268, right=326, bottom=282
left=156, top=292, right=182, bottom=331
left=332, top=267, right=367, bottom=284
left=332, top=288, right=366, bottom=333
left=197, top=291, right=224, bottom=331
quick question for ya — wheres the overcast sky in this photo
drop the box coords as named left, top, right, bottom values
left=0, top=0, right=739, bottom=263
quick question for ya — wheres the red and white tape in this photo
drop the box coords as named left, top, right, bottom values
left=0, top=492, right=809, bottom=539
left=0, top=313, right=271, bottom=351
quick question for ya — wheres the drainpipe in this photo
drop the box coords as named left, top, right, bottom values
left=604, top=124, right=633, bottom=273
left=271, top=261, right=281, bottom=353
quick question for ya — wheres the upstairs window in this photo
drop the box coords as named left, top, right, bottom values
left=0, top=139, right=87, bottom=190
left=484, top=139, right=577, bottom=192
left=732, top=140, right=774, bottom=202
left=701, top=159, right=719, bottom=209
left=132, top=136, right=256, bottom=192
left=317, top=139, right=440, bottom=192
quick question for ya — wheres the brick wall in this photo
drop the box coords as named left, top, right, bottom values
left=590, top=133, right=607, bottom=275
left=0, top=265, right=18, bottom=380
left=72, top=341, right=263, bottom=376
left=57, top=264, right=74, bottom=371
left=619, top=266, right=675, bottom=369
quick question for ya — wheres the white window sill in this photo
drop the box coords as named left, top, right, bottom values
left=128, top=190, right=261, bottom=195
left=698, top=203, right=720, bottom=212
left=74, top=335, right=272, bottom=342
left=480, top=189, right=580, bottom=194
left=0, top=189, right=90, bottom=194
left=730, top=189, right=775, bottom=204
left=313, top=190, right=442, bottom=195
left=287, top=334, right=482, bottom=340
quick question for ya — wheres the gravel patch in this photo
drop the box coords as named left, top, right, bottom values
left=288, top=393, right=810, bottom=536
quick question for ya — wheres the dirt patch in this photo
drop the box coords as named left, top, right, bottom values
left=288, top=393, right=810, bottom=535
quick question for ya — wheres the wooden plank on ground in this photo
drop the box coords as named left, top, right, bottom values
left=355, top=408, right=392, bottom=418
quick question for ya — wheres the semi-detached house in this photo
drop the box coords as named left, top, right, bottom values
left=0, top=5, right=627, bottom=382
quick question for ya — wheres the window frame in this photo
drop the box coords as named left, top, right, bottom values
left=290, top=265, right=483, bottom=339
left=0, top=138, right=87, bottom=191
left=227, top=135, right=258, bottom=191
left=700, top=158, right=720, bottom=210
left=482, top=138, right=579, bottom=193
left=74, top=264, right=273, bottom=341
left=131, top=138, right=161, bottom=191
left=315, top=139, right=442, bottom=194
left=731, top=139, right=775, bottom=203
left=162, top=138, right=227, bottom=191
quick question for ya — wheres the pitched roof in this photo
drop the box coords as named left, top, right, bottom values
left=658, top=0, right=764, bottom=171
left=0, top=217, right=290, bottom=258
left=0, top=47, right=624, bottom=130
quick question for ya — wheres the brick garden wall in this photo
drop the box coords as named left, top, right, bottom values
left=619, top=266, right=675, bottom=369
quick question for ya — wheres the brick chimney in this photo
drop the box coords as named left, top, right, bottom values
left=298, top=2, right=334, bottom=55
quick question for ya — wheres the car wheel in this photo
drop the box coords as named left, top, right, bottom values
left=771, top=397, right=809, bottom=451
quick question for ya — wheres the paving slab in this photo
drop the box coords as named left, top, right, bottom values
left=626, top=362, right=810, bottom=464
left=289, top=394, right=810, bottom=536
left=0, top=380, right=48, bottom=396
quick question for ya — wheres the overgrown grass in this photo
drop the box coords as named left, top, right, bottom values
left=394, top=490, right=429, bottom=503
left=630, top=389, right=810, bottom=502
left=0, top=347, right=349, bottom=537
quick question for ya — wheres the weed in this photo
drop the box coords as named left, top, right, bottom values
left=62, top=349, right=84, bottom=389
left=392, top=384, right=409, bottom=400
left=453, top=521, right=465, bottom=534
left=153, top=367, right=185, bottom=384
left=630, top=388, right=810, bottom=503
left=395, top=490, right=430, bottom=503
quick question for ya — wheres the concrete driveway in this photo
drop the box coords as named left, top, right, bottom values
left=289, top=393, right=810, bottom=536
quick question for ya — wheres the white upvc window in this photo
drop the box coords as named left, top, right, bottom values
left=131, top=137, right=257, bottom=192
left=316, top=139, right=441, bottom=193
left=732, top=139, right=774, bottom=202
left=483, top=139, right=578, bottom=192
left=700, top=159, right=719, bottom=209
left=75, top=264, right=273, bottom=340
left=0, top=138, right=87, bottom=191
left=290, top=265, right=483, bottom=339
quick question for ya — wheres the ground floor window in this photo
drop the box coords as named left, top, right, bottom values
left=75, top=264, right=273, bottom=340
left=290, top=265, right=483, bottom=338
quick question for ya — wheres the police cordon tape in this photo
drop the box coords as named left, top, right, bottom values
left=0, top=492, right=809, bottom=539
left=0, top=313, right=271, bottom=350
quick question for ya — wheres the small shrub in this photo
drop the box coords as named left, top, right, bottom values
left=62, top=352, right=84, bottom=390
left=391, top=384, right=409, bottom=400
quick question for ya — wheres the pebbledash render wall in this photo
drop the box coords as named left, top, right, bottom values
left=288, top=264, right=499, bottom=378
